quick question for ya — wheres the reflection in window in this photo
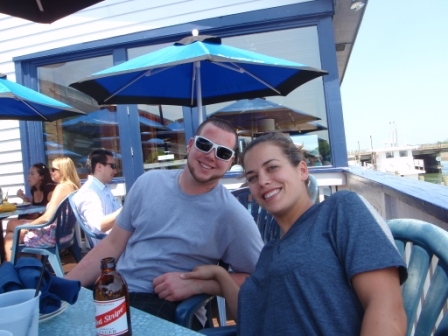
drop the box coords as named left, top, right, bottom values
left=129, top=26, right=329, bottom=169
left=386, top=152, right=394, bottom=158
left=137, top=104, right=186, bottom=171
left=37, top=56, right=116, bottom=179
left=399, top=151, right=408, bottom=157
left=205, top=27, right=330, bottom=166
left=128, top=45, right=187, bottom=171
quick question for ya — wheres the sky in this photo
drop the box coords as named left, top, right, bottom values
left=340, top=0, right=448, bottom=151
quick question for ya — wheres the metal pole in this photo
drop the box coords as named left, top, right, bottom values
left=195, top=61, right=203, bottom=124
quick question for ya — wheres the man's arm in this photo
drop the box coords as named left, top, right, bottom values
left=99, top=208, right=122, bottom=232
left=65, top=225, right=131, bottom=286
left=77, top=192, right=120, bottom=233
left=352, top=267, right=407, bottom=336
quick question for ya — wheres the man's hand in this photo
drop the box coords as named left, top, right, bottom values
left=153, top=272, right=203, bottom=302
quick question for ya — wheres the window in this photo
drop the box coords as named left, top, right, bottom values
left=206, top=27, right=330, bottom=166
left=37, top=56, right=116, bottom=179
left=128, top=44, right=187, bottom=171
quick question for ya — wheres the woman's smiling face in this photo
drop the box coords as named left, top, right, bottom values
left=244, top=143, right=309, bottom=222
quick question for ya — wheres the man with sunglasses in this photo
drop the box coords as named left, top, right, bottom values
left=66, top=119, right=263, bottom=329
left=73, top=149, right=122, bottom=246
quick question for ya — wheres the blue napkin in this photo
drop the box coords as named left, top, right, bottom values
left=0, top=257, right=81, bottom=314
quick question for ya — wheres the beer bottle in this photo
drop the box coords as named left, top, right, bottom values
left=94, top=257, right=132, bottom=336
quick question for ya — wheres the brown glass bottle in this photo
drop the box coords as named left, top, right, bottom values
left=94, top=257, right=132, bottom=336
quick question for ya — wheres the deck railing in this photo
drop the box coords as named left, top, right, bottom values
left=224, top=166, right=448, bottom=231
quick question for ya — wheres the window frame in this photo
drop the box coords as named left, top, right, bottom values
left=14, top=1, right=347, bottom=192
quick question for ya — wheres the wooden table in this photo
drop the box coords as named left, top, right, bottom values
left=39, top=287, right=202, bottom=335
left=0, top=205, right=46, bottom=263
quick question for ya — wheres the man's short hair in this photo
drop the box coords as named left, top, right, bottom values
left=196, top=118, right=238, bottom=151
left=87, top=149, right=114, bottom=174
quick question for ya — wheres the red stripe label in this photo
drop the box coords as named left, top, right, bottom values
left=95, top=299, right=126, bottom=328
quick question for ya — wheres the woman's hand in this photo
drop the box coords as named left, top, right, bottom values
left=180, top=265, right=224, bottom=281
left=181, top=265, right=241, bottom=321
left=17, top=189, right=26, bottom=200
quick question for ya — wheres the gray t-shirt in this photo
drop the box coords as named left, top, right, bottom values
left=116, top=169, right=263, bottom=293
left=238, top=190, right=407, bottom=335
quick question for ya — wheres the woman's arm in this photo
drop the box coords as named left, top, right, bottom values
left=29, top=183, right=73, bottom=225
left=181, top=265, right=241, bottom=321
left=352, top=267, right=407, bottom=336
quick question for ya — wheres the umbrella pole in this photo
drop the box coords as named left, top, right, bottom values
left=195, top=61, right=203, bottom=124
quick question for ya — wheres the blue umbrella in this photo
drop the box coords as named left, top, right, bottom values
left=146, top=138, right=165, bottom=145
left=166, top=121, right=185, bottom=131
left=209, top=98, right=319, bottom=129
left=62, top=109, right=167, bottom=129
left=0, top=77, right=84, bottom=121
left=270, top=121, right=328, bottom=135
left=70, top=35, right=327, bottom=123
left=45, top=149, right=82, bottom=158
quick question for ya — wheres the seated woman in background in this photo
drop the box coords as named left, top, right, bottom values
left=16, top=163, right=56, bottom=220
left=181, top=132, right=407, bottom=336
left=3, top=157, right=80, bottom=261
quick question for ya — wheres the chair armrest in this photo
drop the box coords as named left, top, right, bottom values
left=198, top=326, right=237, bottom=336
left=11, top=222, right=53, bottom=263
left=175, top=294, right=214, bottom=328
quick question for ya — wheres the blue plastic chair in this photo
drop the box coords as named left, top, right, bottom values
left=11, top=194, right=82, bottom=277
left=68, top=192, right=107, bottom=248
left=388, top=218, right=448, bottom=336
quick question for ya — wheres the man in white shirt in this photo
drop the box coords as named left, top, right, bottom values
left=73, top=149, right=122, bottom=246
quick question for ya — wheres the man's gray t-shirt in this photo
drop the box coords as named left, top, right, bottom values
left=116, top=169, right=263, bottom=293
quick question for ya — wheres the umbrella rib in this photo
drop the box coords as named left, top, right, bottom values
left=104, top=67, right=174, bottom=104
left=212, top=62, right=281, bottom=94
left=36, top=0, right=44, bottom=12
left=21, top=99, right=49, bottom=121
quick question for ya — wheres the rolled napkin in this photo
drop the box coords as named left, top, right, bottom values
left=0, top=257, right=81, bottom=314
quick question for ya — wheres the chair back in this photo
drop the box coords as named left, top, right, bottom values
left=232, top=174, right=319, bottom=243
left=68, top=192, right=107, bottom=248
left=388, top=219, right=448, bottom=336
left=11, top=194, right=82, bottom=276
left=53, top=195, right=79, bottom=251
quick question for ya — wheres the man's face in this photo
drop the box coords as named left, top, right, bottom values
left=96, top=155, right=116, bottom=184
left=186, top=123, right=236, bottom=184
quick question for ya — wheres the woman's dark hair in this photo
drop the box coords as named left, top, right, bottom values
left=241, top=132, right=305, bottom=169
left=30, top=163, right=53, bottom=193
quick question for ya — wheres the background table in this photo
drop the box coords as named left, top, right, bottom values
left=39, top=287, right=201, bottom=335
left=0, top=205, right=46, bottom=263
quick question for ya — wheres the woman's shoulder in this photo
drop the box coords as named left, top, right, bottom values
left=55, top=181, right=77, bottom=193
left=326, top=190, right=360, bottom=202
